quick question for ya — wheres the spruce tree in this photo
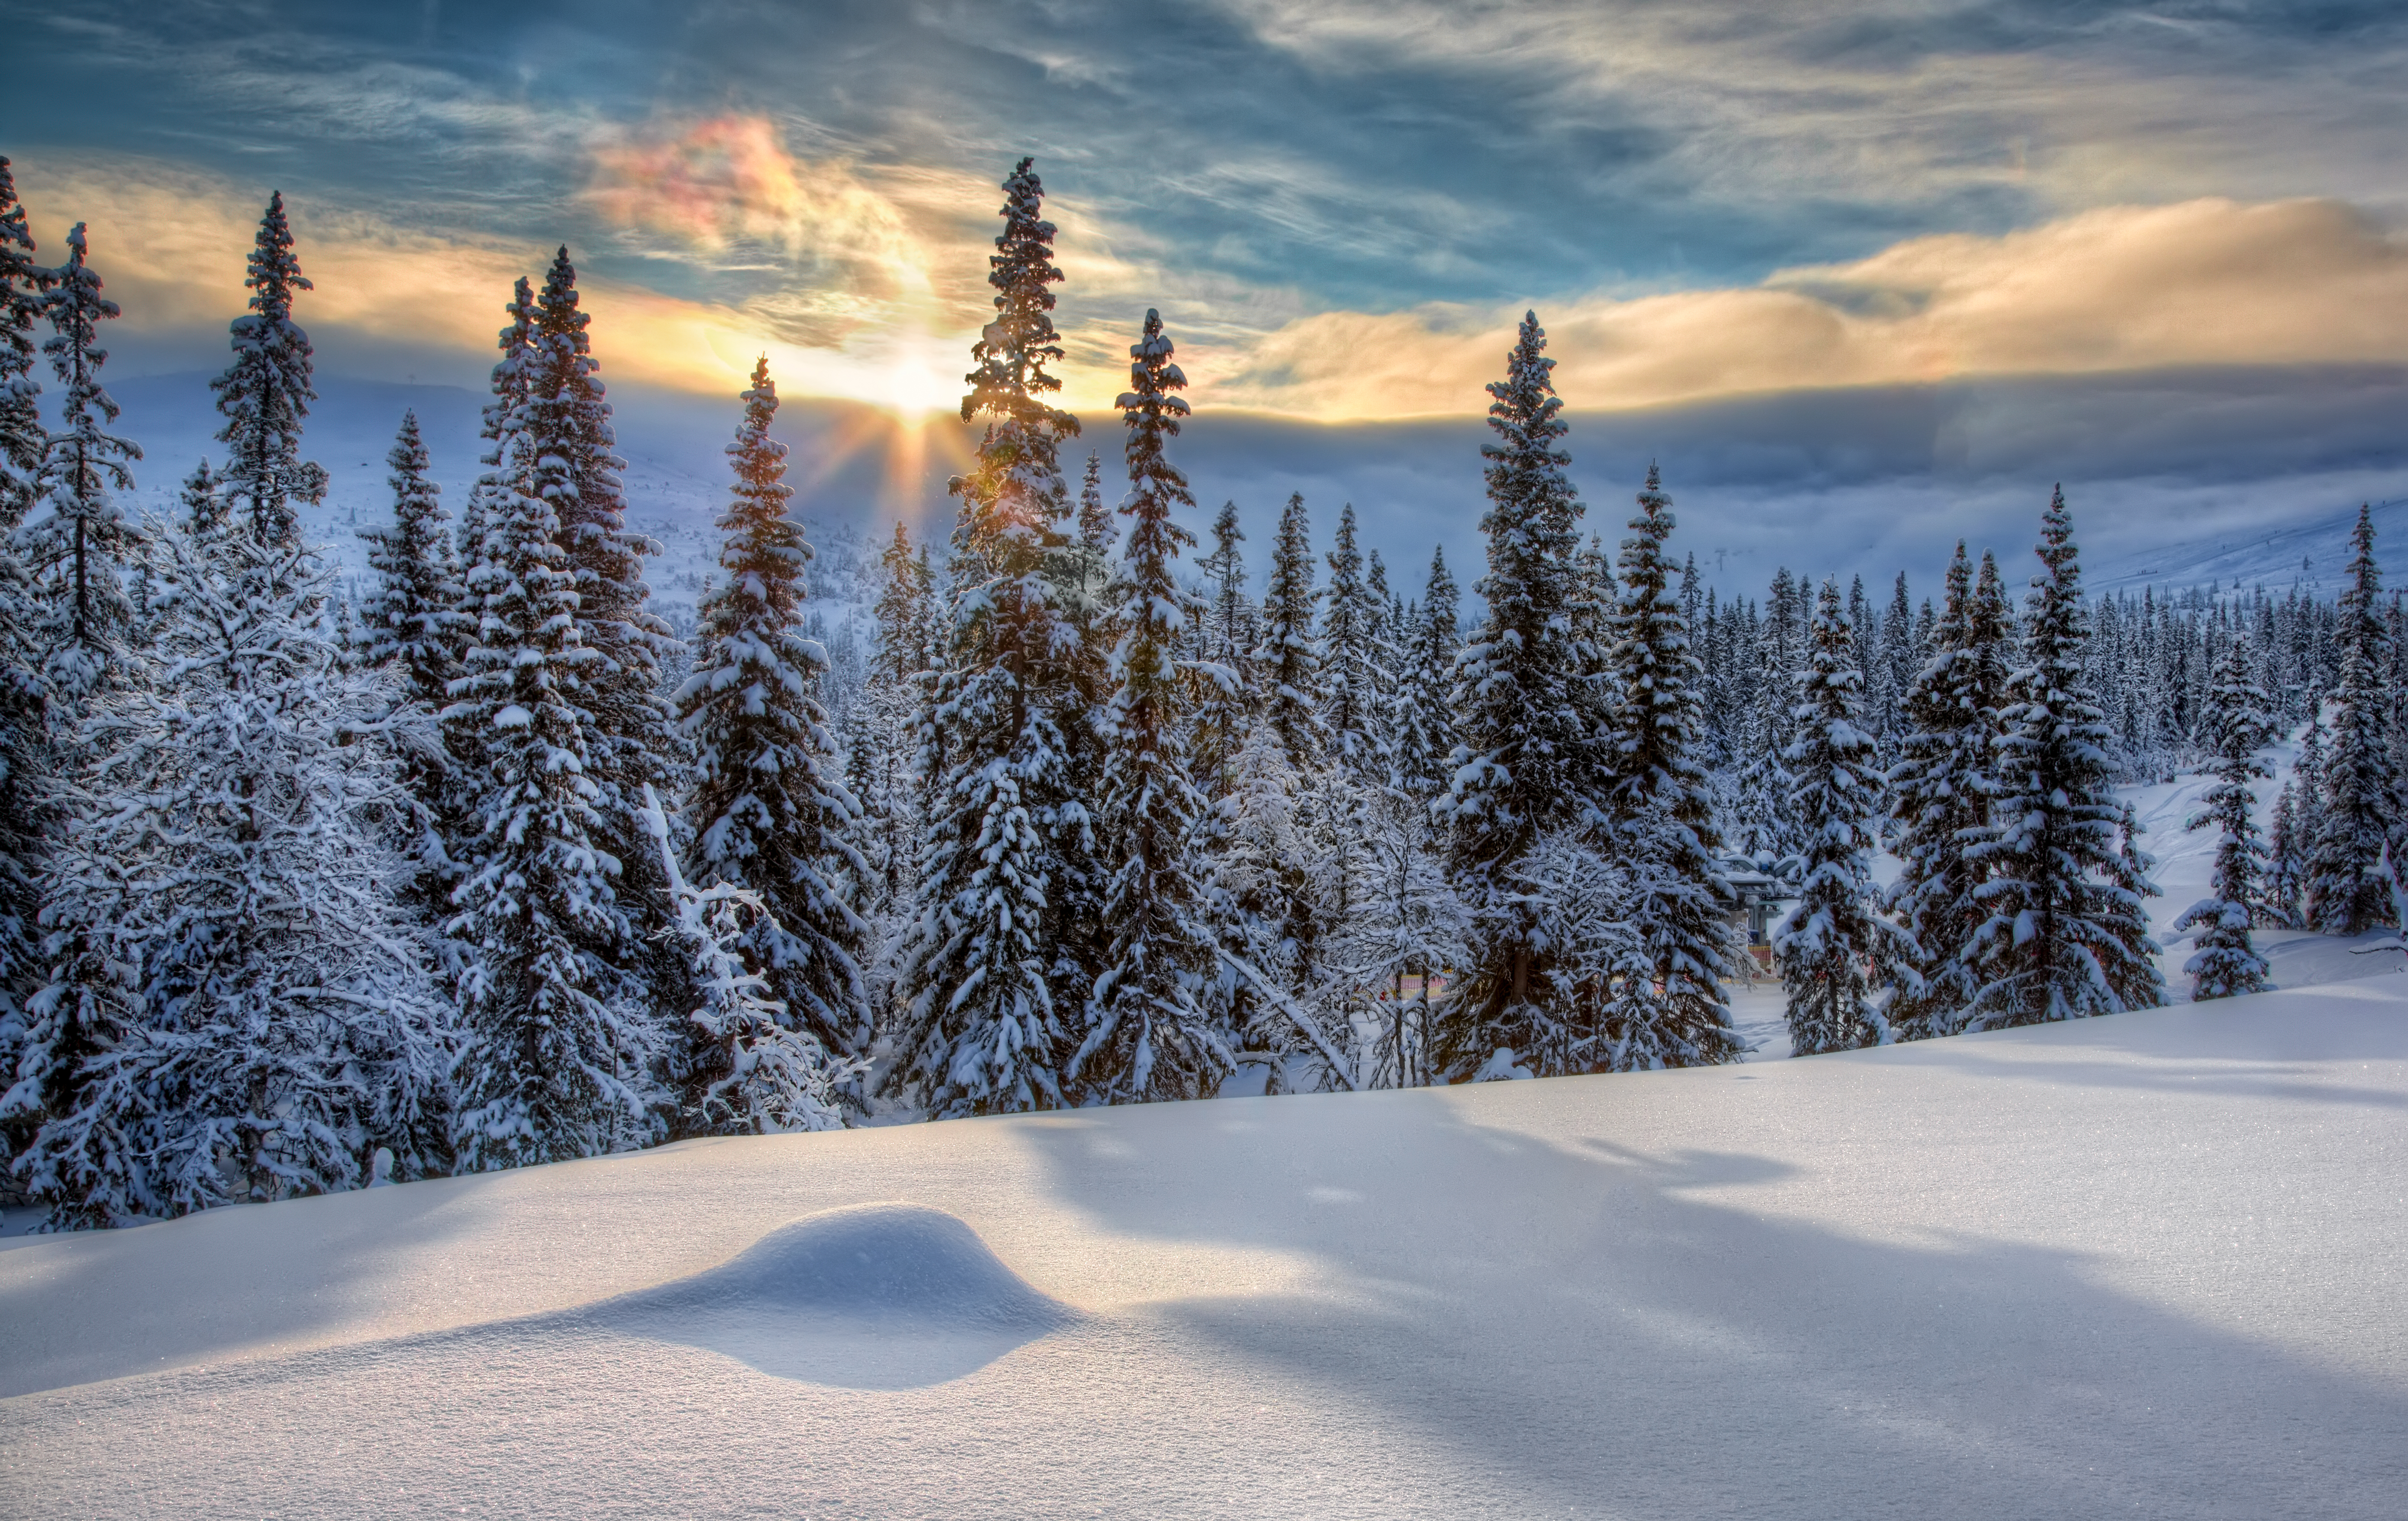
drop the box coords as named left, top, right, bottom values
left=1775, top=579, right=1912, bottom=1053
left=0, top=158, right=47, bottom=1087
left=356, top=412, right=465, bottom=709
left=2305, top=506, right=2397, bottom=936
left=1431, top=312, right=1602, bottom=1077
left=1966, top=488, right=2165, bottom=1025
left=23, top=225, right=141, bottom=700
left=1599, top=465, right=1744, bottom=1068
left=211, top=193, right=321, bottom=547
left=892, top=157, right=1086, bottom=1116
left=1256, top=492, right=1326, bottom=771
left=523, top=250, right=680, bottom=966
left=2264, top=781, right=2305, bottom=928
left=2174, top=641, right=2274, bottom=998
left=1885, top=545, right=2011, bottom=1039
left=1321, top=504, right=1387, bottom=783
left=1391, top=548, right=1461, bottom=804
left=444, top=363, right=654, bottom=1170
left=0, top=156, right=45, bottom=528
left=1188, top=499, right=1251, bottom=796
left=1072, top=309, right=1226, bottom=1105
left=674, top=358, right=870, bottom=1122
left=11, top=518, right=453, bottom=1227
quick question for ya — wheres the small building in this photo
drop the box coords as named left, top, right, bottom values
left=1719, top=864, right=1798, bottom=974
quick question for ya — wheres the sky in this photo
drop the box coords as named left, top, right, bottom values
left=5, top=0, right=2406, bottom=600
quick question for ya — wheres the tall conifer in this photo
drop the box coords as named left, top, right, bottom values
left=1431, top=312, right=1602, bottom=1076
left=2175, top=642, right=2274, bottom=998
left=1775, top=579, right=1911, bottom=1053
left=210, top=193, right=319, bottom=547
left=1074, top=310, right=1226, bottom=1104
left=675, top=359, right=870, bottom=1120
left=1966, top=489, right=2164, bottom=1024
left=893, top=158, right=1086, bottom=1116
left=2305, top=506, right=2397, bottom=935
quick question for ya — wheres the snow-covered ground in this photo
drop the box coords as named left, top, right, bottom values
left=5, top=974, right=2404, bottom=1519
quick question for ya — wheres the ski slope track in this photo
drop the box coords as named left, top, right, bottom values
left=3, top=982, right=2403, bottom=1519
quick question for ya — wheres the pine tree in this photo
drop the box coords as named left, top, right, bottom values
left=0, top=156, right=46, bottom=529
left=1431, top=312, right=1603, bottom=1077
left=892, top=157, right=1086, bottom=1117
left=1598, top=465, right=1744, bottom=1068
left=1188, top=499, right=1251, bottom=796
left=1885, top=545, right=2011, bottom=1039
left=1967, top=488, right=2165, bottom=1025
left=0, top=158, right=49, bottom=1090
left=22, top=225, right=141, bottom=700
left=443, top=366, right=655, bottom=1170
left=1391, top=548, right=1461, bottom=804
left=1072, top=309, right=1227, bottom=1105
left=1256, top=492, right=1325, bottom=771
left=1775, top=579, right=1912, bottom=1053
left=2174, top=641, right=2274, bottom=999
left=1075, top=450, right=1113, bottom=598
left=2264, top=781, right=2305, bottom=928
left=674, top=358, right=870, bottom=1123
left=9, top=519, right=454, bottom=1227
left=2305, top=506, right=2397, bottom=936
left=522, top=250, right=681, bottom=969
left=210, top=193, right=321, bottom=547
left=356, top=412, right=465, bottom=709
left=639, top=788, right=857, bottom=1135
left=1321, top=504, right=1387, bottom=783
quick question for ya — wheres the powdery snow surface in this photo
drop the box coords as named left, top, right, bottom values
left=3, top=987, right=2405, bottom=1519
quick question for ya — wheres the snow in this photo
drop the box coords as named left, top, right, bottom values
left=5, top=972, right=2404, bottom=1518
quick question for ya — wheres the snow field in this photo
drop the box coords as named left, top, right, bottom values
left=3, top=980, right=2402, bottom=1519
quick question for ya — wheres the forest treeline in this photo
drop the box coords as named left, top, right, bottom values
left=0, top=155, right=2397, bottom=1228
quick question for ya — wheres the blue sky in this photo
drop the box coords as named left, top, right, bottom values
left=5, top=0, right=2406, bottom=595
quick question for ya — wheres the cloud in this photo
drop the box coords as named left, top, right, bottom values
left=1205, top=198, right=2408, bottom=418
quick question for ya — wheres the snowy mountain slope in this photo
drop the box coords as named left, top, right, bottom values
left=4, top=982, right=2402, bottom=1520
left=2086, top=494, right=2408, bottom=595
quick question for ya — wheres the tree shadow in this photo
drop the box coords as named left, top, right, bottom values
left=1016, top=1083, right=2407, bottom=1519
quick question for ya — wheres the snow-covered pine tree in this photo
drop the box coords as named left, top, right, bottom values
left=891, top=157, right=1086, bottom=1117
left=674, top=358, right=870, bottom=1125
left=0, top=158, right=48, bottom=1086
left=1359, top=548, right=1467, bottom=1088
left=638, top=787, right=857, bottom=1135
left=1072, top=309, right=1227, bottom=1105
left=1966, top=488, right=2165, bottom=1025
left=1075, top=450, right=1113, bottom=598
left=1775, top=578, right=1912, bottom=1053
left=1431, top=312, right=1605, bottom=1078
left=1731, top=568, right=1805, bottom=857
left=1256, top=491, right=1326, bottom=771
left=1884, top=544, right=2011, bottom=1039
left=1598, top=465, right=1744, bottom=1068
left=356, top=412, right=465, bottom=709
left=522, top=250, right=681, bottom=971
left=2264, top=781, right=2305, bottom=928
left=0, top=156, right=45, bottom=529
left=1321, top=502, right=1387, bottom=783
left=443, top=374, right=655, bottom=1171
left=1187, top=499, right=1251, bottom=796
left=2305, top=505, right=2398, bottom=936
left=210, top=192, right=319, bottom=547
left=22, top=225, right=141, bottom=701
left=1391, top=548, right=1460, bottom=804
left=2174, top=641, right=2275, bottom=999
left=9, top=516, right=454, bottom=1228
left=1878, top=571, right=1916, bottom=749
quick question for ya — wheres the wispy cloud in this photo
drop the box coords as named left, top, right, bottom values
left=1205, top=198, right=2408, bottom=418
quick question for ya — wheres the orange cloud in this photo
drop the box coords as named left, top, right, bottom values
left=1205, top=199, right=2408, bottom=419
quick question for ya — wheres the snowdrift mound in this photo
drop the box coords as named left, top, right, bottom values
left=584, top=1203, right=1074, bottom=1388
